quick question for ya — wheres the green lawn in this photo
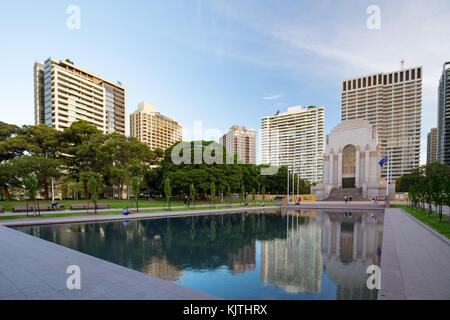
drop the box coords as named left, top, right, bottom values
left=392, top=204, right=450, bottom=239
left=0, top=202, right=281, bottom=221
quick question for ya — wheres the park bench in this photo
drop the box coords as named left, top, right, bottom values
left=12, top=204, right=52, bottom=212
left=70, top=203, right=110, bottom=210
left=11, top=204, right=65, bottom=212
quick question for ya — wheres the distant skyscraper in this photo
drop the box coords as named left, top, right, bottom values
left=437, top=61, right=450, bottom=165
left=33, top=58, right=126, bottom=134
left=261, top=106, right=324, bottom=182
left=342, top=66, right=422, bottom=180
left=427, top=128, right=438, bottom=164
left=219, top=125, right=257, bottom=164
left=129, top=102, right=182, bottom=151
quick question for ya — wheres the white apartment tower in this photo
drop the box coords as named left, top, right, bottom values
left=342, top=66, right=422, bottom=180
left=261, top=106, right=324, bottom=182
left=219, top=125, right=257, bottom=164
left=34, top=58, right=126, bottom=134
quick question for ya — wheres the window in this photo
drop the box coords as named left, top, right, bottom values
left=406, top=70, right=409, bottom=81
left=363, top=78, right=366, bottom=87
left=411, top=69, right=415, bottom=80
left=400, top=72, right=404, bottom=82
left=394, top=73, right=398, bottom=83
left=353, top=79, right=356, bottom=89
left=373, top=75, right=377, bottom=85
left=343, top=82, right=346, bottom=91
left=358, top=79, right=361, bottom=88
left=384, top=75, right=387, bottom=84
left=417, top=68, right=421, bottom=79
left=368, top=77, right=371, bottom=86
left=389, top=74, right=392, bottom=84
left=379, top=74, right=382, bottom=84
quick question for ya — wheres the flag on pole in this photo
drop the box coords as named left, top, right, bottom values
left=379, top=155, right=388, bottom=168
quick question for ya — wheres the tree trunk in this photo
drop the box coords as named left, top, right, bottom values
left=84, top=182, right=89, bottom=200
left=44, top=184, right=49, bottom=200
left=3, top=186, right=9, bottom=201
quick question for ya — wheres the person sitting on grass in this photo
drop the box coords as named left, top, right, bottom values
left=122, top=207, right=131, bottom=215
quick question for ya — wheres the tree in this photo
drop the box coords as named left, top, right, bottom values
left=164, top=177, right=172, bottom=209
left=87, top=176, right=99, bottom=214
left=22, top=173, right=39, bottom=216
left=131, top=176, right=141, bottom=212
left=252, top=188, right=256, bottom=203
left=261, top=186, right=266, bottom=203
left=430, top=174, right=444, bottom=222
left=190, top=183, right=196, bottom=208
left=225, top=184, right=232, bottom=207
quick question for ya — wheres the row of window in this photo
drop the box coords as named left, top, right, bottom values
left=343, top=68, right=422, bottom=91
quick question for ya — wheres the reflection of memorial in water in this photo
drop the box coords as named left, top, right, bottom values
left=260, top=211, right=322, bottom=293
left=318, top=211, right=383, bottom=300
left=227, top=243, right=256, bottom=274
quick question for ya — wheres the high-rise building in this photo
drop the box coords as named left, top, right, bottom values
left=129, top=102, right=182, bottom=150
left=33, top=58, right=126, bottom=134
left=219, top=125, right=257, bottom=164
left=261, top=106, right=324, bottom=182
left=437, top=61, right=450, bottom=165
left=427, top=128, right=438, bottom=164
left=341, top=66, right=422, bottom=180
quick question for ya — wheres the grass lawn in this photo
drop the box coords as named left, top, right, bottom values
left=0, top=202, right=281, bottom=221
left=392, top=204, right=450, bottom=239
left=0, top=198, right=268, bottom=212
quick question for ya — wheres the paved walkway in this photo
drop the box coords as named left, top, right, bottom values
left=0, top=225, right=219, bottom=300
left=0, top=206, right=272, bottom=227
left=379, top=208, right=450, bottom=300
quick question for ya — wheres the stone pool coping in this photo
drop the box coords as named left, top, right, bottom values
left=0, top=225, right=220, bottom=300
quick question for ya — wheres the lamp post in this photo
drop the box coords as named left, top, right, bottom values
left=51, top=177, right=55, bottom=202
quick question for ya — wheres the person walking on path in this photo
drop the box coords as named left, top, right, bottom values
left=344, top=196, right=348, bottom=203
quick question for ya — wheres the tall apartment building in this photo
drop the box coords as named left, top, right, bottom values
left=33, top=58, right=126, bottom=134
left=427, top=128, right=438, bottom=164
left=437, top=61, right=450, bottom=165
left=261, top=106, right=324, bottom=182
left=130, top=102, right=182, bottom=150
left=219, top=125, right=257, bottom=164
left=342, top=66, right=422, bottom=180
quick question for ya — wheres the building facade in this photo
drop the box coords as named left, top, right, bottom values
left=33, top=58, right=126, bottom=134
left=129, top=102, right=182, bottom=151
left=312, top=120, right=393, bottom=200
left=219, top=125, right=257, bottom=164
left=427, top=128, right=438, bottom=164
left=342, top=66, right=422, bottom=180
left=437, top=61, right=450, bottom=165
left=261, top=106, right=324, bottom=182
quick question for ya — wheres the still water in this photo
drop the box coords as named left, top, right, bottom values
left=17, top=209, right=383, bottom=299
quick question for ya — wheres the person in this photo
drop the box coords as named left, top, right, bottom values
left=344, top=196, right=348, bottom=203
left=375, top=196, right=378, bottom=205
left=184, top=195, right=187, bottom=207
left=51, top=201, right=58, bottom=209
left=371, top=197, right=375, bottom=205
left=122, top=207, right=130, bottom=215
left=349, top=195, right=353, bottom=202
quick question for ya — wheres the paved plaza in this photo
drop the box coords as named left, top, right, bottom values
left=379, top=208, right=450, bottom=300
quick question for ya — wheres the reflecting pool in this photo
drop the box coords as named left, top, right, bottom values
left=16, top=209, right=384, bottom=299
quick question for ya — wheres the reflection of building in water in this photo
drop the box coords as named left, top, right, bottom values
left=141, top=256, right=184, bottom=282
left=260, top=214, right=322, bottom=293
left=141, top=235, right=184, bottom=281
left=318, top=211, right=383, bottom=300
left=227, top=243, right=256, bottom=274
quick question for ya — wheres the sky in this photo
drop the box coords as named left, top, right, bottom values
left=0, top=0, right=449, bottom=165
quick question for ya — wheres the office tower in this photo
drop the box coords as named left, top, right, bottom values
left=427, top=128, right=438, bottom=164
left=437, top=61, right=450, bottom=165
left=342, top=66, right=422, bottom=180
left=219, top=125, right=257, bottom=164
left=129, top=102, right=182, bottom=150
left=261, top=106, right=324, bottom=182
left=33, top=58, right=126, bottom=134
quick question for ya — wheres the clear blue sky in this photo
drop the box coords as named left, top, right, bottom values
left=1, top=0, right=449, bottom=164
